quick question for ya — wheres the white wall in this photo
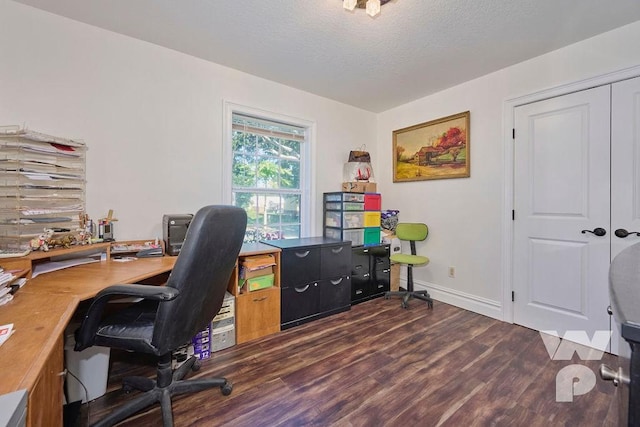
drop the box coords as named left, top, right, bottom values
left=376, top=21, right=640, bottom=319
left=0, top=0, right=376, bottom=239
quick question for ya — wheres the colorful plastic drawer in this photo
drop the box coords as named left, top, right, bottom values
left=324, top=227, right=365, bottom=246
left=364, top=227, right=381, bottom=245
left=364, top=193, right=381, bottom=211
left=364, top=211, right=381, bottom=227
left=324, top=192, right=365, bottom=203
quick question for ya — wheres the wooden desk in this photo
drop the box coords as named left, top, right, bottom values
left=0, top=256, right=176, bottom=426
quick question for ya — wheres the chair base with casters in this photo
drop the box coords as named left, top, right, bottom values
left=94, top=352, right=232, bottom=427
left=384, top=222, right=434, bottom=309
left=384, top=263, right=434, bottom=309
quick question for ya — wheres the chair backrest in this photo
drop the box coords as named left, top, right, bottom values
left=152, top=205, right=246, bottom=354
left=395, top=223, right=429, bottom=242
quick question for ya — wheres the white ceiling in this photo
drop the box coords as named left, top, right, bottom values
left=12, top=0, right=640, bottom=112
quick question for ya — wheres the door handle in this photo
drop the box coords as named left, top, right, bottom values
left=614, top=228, right=640, bottom=238
left=581, top=228, right=606, bottom=236
left=599, top=364, right=629, bottom=387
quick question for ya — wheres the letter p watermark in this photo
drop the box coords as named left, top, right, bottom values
left=539, top=330, right=611, bottom=402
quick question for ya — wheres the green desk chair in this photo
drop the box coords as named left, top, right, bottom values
left=385, top=223, right=434, bottom=309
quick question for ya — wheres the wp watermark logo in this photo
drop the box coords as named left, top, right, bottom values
left=539, top=330, right=611, bottom=402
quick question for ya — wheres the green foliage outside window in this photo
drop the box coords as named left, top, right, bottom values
left=231, top=114, right=305, bottom=243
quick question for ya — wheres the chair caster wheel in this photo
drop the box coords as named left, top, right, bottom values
left=192, top=359, right=201, bottom=371
left=221, top=382, right=233, bottom=396
left=122, top=384, right=133, bottom=393
left=401, top=302, right=408, bottom=309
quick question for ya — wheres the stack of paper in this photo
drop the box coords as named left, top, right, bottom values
left=0, top=324, right=14, bottom=347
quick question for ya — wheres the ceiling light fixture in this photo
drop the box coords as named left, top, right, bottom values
left=343, top=0, right=392, bottom=18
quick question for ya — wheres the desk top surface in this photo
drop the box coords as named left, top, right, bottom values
left=0, top=256, right=176, bottom=395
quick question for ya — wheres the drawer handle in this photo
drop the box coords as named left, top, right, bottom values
left=331, top=247, right=343, bottom=254
left=330, top=278, right=343, bottom=285
left=363, top=273, right=370, bottom=278
left=356, top=289, right=363, bottom=295
left=295, top=284, right=310, bottom=293
left=295, top=250, right=310, bottom=258
left=383, top=269, right=390, bottom=273
left=253, top=296, right=268, bottom=302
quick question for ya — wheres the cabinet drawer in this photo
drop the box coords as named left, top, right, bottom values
left=235, top=287, right=280, bottom=344
left=281, top=281, right=320, bottom=323
left=318, top=277, right=351, bottom=313
left=280, top=247, right=321, bottom=286
left=321, top=243, right=351, bottom=279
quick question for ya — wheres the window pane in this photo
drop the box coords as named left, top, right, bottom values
left=280, top=139, right=301, bottom=161
left=256, top=158, right=279, bottom=189
left=232, top=154, right=257, bottom=187
left=281, top=195, right=300, bottom=223
left=281, top=225, right=301, bottom=240
left=232, top=131, right=256, bottom=153
left=280, top=160, right=300, bottom=189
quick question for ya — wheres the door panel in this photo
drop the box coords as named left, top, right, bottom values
left=610, top=76, right=640, bottom=352
left=612, top=76, right=640, bottom=259
left=513, top=85, right=611, bottom=348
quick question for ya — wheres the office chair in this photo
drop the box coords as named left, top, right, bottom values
left=385, top=223, right=433, bottom=309
left=74, top=205, right=247, bottom=427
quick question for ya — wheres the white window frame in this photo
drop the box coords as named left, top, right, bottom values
left=222, top=101, right=315, bottom=239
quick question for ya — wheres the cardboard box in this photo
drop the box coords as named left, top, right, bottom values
left=241, top=265, right=274, bottom=280
left=390, top=263, right=400, bottom=292
left=342, top=181, right=377, bottom=193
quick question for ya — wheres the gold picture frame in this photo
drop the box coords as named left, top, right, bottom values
left=393, top=111, right=470, bottom=182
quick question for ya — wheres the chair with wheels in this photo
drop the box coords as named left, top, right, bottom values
left=385, top=223, right=433, bottom=309
left=74, top=205, right=247, bottom=427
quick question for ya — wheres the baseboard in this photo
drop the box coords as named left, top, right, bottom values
left=405, top=279, right=503, bottom=321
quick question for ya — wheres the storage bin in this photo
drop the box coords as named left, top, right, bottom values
left=65, top=326, right=110, bottom=403
left=364, top=227, right=381, bottom=245
left=324, top=192, right=365, bottom=202
left=325, top=227, right=364, bottom=246
left=364, top=193, right=382, bottom=211
left=364, top=211, right=381, bottom=227
left=210, top=325, right=235, bottom=352
left=246, top=273, right=275, bottom=291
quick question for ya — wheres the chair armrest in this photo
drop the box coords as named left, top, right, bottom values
left=74, top=284, right=179, bottom=351
left=94, top=284, right=179, bottom=301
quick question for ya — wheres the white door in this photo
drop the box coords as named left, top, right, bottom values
left=513, top=85, right=612, bottom=349
left=611, top=76, right=640, bottom=259
left=610, top=76, right=640, bottom=353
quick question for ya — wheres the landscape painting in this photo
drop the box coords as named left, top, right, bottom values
left=393, top=111, right=470, bottom=182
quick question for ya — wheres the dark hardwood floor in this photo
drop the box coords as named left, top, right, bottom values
left=78, top=298, right=620, bottom=426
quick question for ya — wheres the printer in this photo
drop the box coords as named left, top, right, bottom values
left=162, top=214, right=193, bottom=256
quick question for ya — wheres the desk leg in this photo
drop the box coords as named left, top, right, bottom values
left=28, top=335, right=64, bottom=426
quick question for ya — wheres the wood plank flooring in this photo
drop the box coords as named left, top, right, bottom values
left=79, top=298, right=620, bottom=426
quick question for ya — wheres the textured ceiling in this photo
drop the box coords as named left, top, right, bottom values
left=12, top=0, right=640, bottom=112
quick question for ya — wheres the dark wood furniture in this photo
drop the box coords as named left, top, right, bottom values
left=264, top=237, right=351, bottom=330
left=351, top=244, right=391, bottom=304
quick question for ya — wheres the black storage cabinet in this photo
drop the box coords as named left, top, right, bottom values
left=351, top=244, right=391, bottom=304
left=263, top=237, right=352, bottom=330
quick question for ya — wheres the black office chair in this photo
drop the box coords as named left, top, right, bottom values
left=385, top=223, right=433, bottom=309
left=74, top=205, right=247, bottom=427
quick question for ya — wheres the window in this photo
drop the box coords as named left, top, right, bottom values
left=230, top=112, right=308, bottom=243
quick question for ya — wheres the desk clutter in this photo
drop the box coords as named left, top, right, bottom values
left=238, top=254, right=276, bottom=293
left=0, top=267, right=27, bottom=306
left=172, top=291, right=235, bottom=368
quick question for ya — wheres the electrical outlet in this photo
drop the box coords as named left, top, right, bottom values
left=448, top=266, right=455, bottom=278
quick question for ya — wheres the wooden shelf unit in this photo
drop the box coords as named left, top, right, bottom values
left=227, top=243, right=281, bottom=345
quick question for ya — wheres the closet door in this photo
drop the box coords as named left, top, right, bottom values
left=611, top=76, right=640, bottom=260
left=513, top=86, right=611, bottom=349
